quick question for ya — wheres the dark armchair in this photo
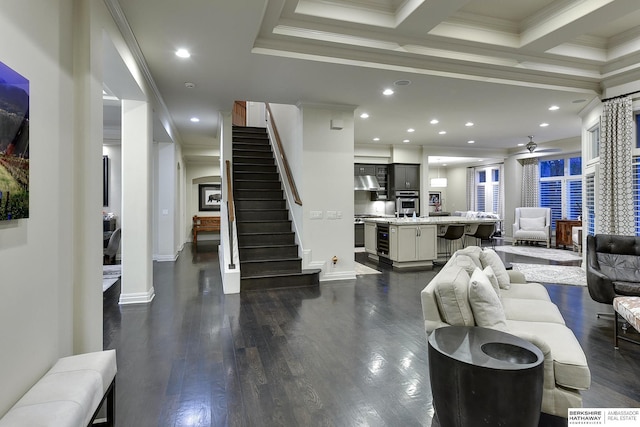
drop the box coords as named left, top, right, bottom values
left=586, top=234, right=640, bottom=314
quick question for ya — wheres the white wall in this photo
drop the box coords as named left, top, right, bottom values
left=155, top=142, right=177, bottom=260
left=300, top=104, right=356, bottom=280
left=186, top=163, right=221, bottom=242
left=0, top=0, right=93, bottom=415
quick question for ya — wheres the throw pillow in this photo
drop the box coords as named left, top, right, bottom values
left=450, top=254, right=478, bottom=276
left=483, top=265, right=500, bottom=297
left=456, top=246, right=482, bottom=268
left=469, top=268, right=508, bottom=331
left=520, top=216, right=545, bottom=231
left=479, top=248, right=510, bottom=289
left=433, top=267, right=474, bottom=326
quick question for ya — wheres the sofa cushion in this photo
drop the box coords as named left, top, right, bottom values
left=479, top=248, right=510, bottom=289
left=433, top=266, right=474, bottom=326
left=514, top=230, right=548, bottom=240
left=500, top=282, right=551, bottom=301
left=482, top=265, right=500, bottom=297
left=506, top=320, right=591, bottom=390
left=501, top=298, right=565, bottom=324
left=520, top=216, right=545, bottom=230
left=468, top=268, right=508, bottom=331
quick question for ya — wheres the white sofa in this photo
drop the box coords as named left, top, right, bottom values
left=420, top=246, right=590, bottom=418
left=513, top=207, right=551, bottom=247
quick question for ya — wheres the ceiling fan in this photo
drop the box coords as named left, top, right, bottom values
left=520, top=135, right=562, bottom=154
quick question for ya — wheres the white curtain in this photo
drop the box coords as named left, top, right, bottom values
left=521, top=158, right=539, bottom=207
left=598, top=96, right=634, bottom=235
left=466, top=168, right=475, bottom=210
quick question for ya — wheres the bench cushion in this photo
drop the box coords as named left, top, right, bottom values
left=0, top=350, right=116, bottom=427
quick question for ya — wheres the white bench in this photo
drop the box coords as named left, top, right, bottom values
left=0, top=350, right=116, bottom=427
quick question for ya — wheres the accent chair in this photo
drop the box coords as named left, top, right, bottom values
left=513, top=207, right=551, bottom=248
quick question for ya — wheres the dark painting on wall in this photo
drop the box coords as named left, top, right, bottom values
left=199, top=184, right=221, bottom=211
left=0, top=61, right=29, bottom=220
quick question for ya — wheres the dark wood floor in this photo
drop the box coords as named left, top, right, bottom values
left=103, top=242, right=640, bottom=427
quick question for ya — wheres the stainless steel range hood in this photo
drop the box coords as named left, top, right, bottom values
left=354, top=175, right=381, bottom=191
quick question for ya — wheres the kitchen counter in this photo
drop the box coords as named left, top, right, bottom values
left=363, top=216, right=499, bottom=270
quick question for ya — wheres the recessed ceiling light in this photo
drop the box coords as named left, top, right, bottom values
left=465, top=122, right=474, bottom=127
left=443, top=164, right=448, bottom=166
left=383, top=89, right=394, bottom=96
left=175, top=48, right=191, bottom=58
left=185, top=82, right=196, bottom=88
left=403, top=139, right=410, bottom=143
left=394, top=80, right=411, bottom=86
left=190, top=117, right=200, bottom=123
left=360, top=113, right=369, bottom=119
left=572, top=99, right=586, bottom=104
left=478, top=159, right=484, bottom=162
left=430, top=119, right=439, bottom=125
left=373, top=137, right=380, bottom=141
left=468, top=140, right=475, bottom=144
left=518, top=143, right=525, bottom=146
left=438, top=131, right=447, bottom=135
left=548, top=105, right=559, bottom=111
left=540, top=123, right=549, bottom=127
left=407, top=128, right=415, bottom=133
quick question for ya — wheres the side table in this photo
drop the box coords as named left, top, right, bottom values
left=428, top=326, right=544, bottom=427
left=555, top=219, right=582, bottom=249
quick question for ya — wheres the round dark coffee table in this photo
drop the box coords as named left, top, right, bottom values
left=428, top=326, right=544, bottom=427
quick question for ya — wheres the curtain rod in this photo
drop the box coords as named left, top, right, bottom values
left=601, top=90, right=640, bottom=102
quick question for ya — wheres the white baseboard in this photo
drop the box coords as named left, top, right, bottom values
left=119, top=287, right=155, bottom=305
left=321, top=270, right=357, bottom=281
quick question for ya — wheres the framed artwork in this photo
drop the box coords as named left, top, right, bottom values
left=103, top=155, right=109, bottom=207
left=428, top=191, right=441, bottom=206
left=0, top=60, right=30, bottom=220
left=199, top=183, right=221, bottom=211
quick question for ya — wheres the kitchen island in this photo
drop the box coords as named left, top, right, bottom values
left=363, top=216, right=499, bottom=270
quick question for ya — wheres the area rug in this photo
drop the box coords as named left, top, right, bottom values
left=494, top=245, right=582, bottom=262
left=355, top=262, right=381, bottom=275
left=511, top=263, right=586, bottom=286
left=103, top=265, right=121, bottom=292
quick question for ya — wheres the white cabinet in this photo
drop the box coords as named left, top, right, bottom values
left=389, top=224, right=437, bottom=262
left=364, top=222, right=377, bottom=254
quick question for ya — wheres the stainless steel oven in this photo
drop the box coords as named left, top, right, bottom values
left=395, top=191, right=419, bottom=216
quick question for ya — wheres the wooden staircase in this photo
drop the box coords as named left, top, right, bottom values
left=232, top=126, right=320, bottom=291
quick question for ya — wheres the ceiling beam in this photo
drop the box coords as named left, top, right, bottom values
left=520, top=0, right=640, bottom=52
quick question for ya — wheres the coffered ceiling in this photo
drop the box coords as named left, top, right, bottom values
left=108, top=0, right=640, bottom=160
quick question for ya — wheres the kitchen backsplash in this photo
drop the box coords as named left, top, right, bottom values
left=355, top=191, right=395, bottom=216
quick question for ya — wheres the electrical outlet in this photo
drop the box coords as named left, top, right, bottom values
left=310, top=210, right=323, bottom=219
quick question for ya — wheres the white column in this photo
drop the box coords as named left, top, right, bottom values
left=119, top=99, right=154, bottom=304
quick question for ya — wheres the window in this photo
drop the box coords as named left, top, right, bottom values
left=589, top=125, right=600, bottom=159
left=476, top=166, right=500, bottom=213
left=539, top=156, right=582, bottom=229
left=585, top=173, right=595, bottom=236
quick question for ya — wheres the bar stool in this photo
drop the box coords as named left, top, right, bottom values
left=439, top=224, right=465, bottom=261
left=465, top=223, right=495, bottom=248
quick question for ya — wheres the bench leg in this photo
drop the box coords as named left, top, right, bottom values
left=615, top=312, right=620, bottom=349
left=90, top=379, right=116, bottom=427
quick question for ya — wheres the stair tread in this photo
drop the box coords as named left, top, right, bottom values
left=239, top=231, right=294, bottom=236
left=239, top=244, right=297, bottom=249
left=240, top=257, right=301, bottom=264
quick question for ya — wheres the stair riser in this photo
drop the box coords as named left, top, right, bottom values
left=236, top=210, right=289, bottom=221
left=240, top=272, right=320, bottom=291
left=238, top=233, right=294, bottom=246
left=237, top=221, right=291, bottom=234
left=233, top=154, right=276, bottom=165
left=234, top=180, right=281, bottom=190
left=233, top=142, right=271, bottom=150
left=239, top=246, right=298, bottom=261
left=235, top=199, right=286, bottom=210
left=235, top=190, right=283, bottom=200
left=233, top=165, right=279, bottom=175
left=241, top=260, right=302, bottom=277
left=233, top=149, right=273, bottom=158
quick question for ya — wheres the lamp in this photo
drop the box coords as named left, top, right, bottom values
left=526, top=135, right=537, bottom=153
left=430, top=166, right=448, bottom=188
